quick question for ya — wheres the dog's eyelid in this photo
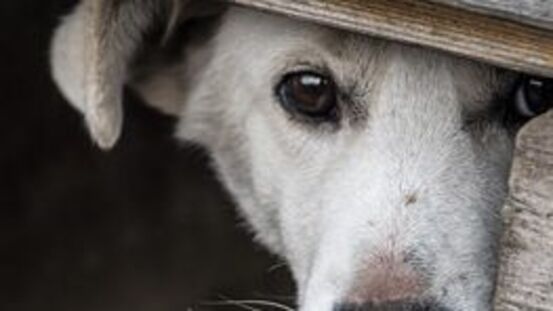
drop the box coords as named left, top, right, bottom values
left=278, top=64, right=330, bottom=80
left=274, top=54, right=330, bottom=75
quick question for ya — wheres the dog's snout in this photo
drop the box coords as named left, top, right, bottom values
left=347, top=252, right=425, bottom=303
left=333, top=301, right=448, bottom=311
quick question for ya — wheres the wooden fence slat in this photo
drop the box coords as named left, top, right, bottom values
left=494, top=110, right=553, bottom=311
left=430, top=0, right=553, bottom=30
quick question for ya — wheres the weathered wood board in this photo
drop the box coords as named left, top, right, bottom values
left=228, top=0, right=553, bottom=78
left=430, top=0, right=553, bottom=29
left=494, top=110, right=553, bottom=310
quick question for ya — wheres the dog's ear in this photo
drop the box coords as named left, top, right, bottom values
left=50, top=0, right=220, bottom=149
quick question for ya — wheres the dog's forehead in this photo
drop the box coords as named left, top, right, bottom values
left=221, top=7, right=511, bottom=111
left=222, top=8, right=380, bottom=63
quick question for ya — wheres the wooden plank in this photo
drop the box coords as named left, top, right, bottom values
left=494, top=110, right=553, bottom=310
left=227, top=0, right=553, bottom=78
left=430, top=0, right=553, bottom=30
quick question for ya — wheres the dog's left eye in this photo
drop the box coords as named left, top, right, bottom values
left=276, top=71, right=338, bottom=121
left=513, top=77, right=553, bottom=118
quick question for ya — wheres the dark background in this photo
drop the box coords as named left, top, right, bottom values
left=0, top=1, right=294, bottom=310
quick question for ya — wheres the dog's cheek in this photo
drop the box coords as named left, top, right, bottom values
left=468, top=121, right=515, bottom=209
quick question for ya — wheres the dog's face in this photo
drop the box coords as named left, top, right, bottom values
left=168, top=8, right=519, bottom=310
left=51, top=2, right=550, bottom=310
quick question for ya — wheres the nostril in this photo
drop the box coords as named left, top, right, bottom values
left=333, top=301, right=450, bottom=311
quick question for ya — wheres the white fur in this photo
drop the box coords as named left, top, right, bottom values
left=51, top=3, right=518, bottom=310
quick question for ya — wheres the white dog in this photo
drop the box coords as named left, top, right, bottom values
left=50, top=1, right=552, bottom=310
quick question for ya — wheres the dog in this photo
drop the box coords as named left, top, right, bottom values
left=50, top=0, right=552, bottom=310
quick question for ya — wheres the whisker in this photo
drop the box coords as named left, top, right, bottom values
left=223, top=299, right=294, bottom=311
left=202, top=300, right=260, bottom=311
left=267, top=262, right=288, bottom=273
left=202, top=295, right=295, bottom=311
left=251, top=293, right=296, bottom=302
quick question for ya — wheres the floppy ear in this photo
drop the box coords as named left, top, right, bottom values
left=50, top=0, right=219, bottom=149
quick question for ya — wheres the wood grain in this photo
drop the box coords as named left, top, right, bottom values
left=228, top=0, right=553, bottom=78
left=494, top=110, right=553, bottom=311
left=429, top=0, right=553, bottom=30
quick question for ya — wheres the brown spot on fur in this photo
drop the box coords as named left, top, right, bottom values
left=404, top=193, right=418, bottom=206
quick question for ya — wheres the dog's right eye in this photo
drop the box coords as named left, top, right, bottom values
left=276, top=72, right=338, bottom=122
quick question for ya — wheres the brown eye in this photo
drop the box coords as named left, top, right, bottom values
left=276, top=71, right=337, bottom=121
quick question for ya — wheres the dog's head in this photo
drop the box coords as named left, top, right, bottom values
left=51, top=1, right=553, bottom=310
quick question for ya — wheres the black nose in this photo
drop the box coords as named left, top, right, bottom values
left=333, top=301, right=449, bottom=311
